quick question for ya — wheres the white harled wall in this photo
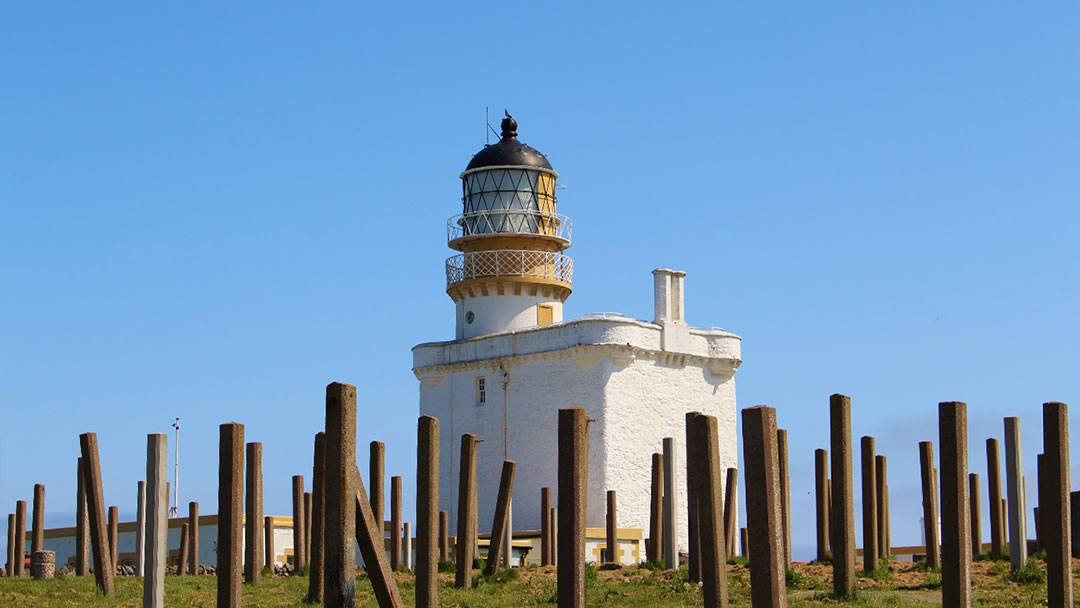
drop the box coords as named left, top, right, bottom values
left=455, top=292, right=563, bottom=340
left=415, top=313, right=741, bottom=556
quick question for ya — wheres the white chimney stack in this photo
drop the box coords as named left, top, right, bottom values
left=652, top=268, right=686, bottom=324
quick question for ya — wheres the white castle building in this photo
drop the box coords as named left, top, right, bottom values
left=412, top=114, right=742, bottom=558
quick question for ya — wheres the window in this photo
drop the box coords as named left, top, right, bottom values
left=465, top=310, right=475, bottom=324
left=476, top=376, right=486, bottom=406
left=537, top=304, right=554, bottom=326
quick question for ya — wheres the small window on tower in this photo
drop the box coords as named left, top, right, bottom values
left=476, top=376, right=486, bottom=406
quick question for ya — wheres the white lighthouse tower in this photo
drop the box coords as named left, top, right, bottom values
left=446, top=112, right=572, bottom=340
left=413, top=114, right=742, bottom=562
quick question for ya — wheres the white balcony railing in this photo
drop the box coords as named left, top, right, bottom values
left=446, top=250, right=574, bottom=287
left=447, top=210, right=572, bottom=245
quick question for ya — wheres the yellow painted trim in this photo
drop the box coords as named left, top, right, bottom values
left=41, top=514, right=299, bottom=539
left=447, top=277, right=571, bottom=302
left=452, top=234, right=568, bottom=254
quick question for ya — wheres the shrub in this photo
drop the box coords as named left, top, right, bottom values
left=1006, top=560, right=1046, bottom=585
left=584, top=562, right=598, bottom=583
left=437, top=559, right=455, bottom=573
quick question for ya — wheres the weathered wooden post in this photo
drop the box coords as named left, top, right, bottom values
left=777, top=429, right=792, bottom=568
left=986, top=438, right=1005, bottom=556
left=815, top=449, right=829, bottom=562
left=939, top=402, right=971, bottom=608
left=79, top=433, right=114, bottom=595
left=485, top=460, right=517, bottom=574
left=969, top=473, right=981, bottom=558
left=1042, top=402, right=1072, bottom=608
left=648, top=453, right=663, bottom=564
left=6, top=514, right=15, bottom=577
left=549, top=506, right=558, bottom=567
left=247, top=442, right=264, bottom=585
left=217, top=422, right=244, bottom=608
left=438, top=511, right=449, bottom=562
left=31, top=484, right=44, bottom=556
left=416, top=415, right=439, bottom=608
left=693, top=414, right=729, bottom=608
left=1072, top=492, right=1080, bottom=559
left=1003, top=416, right=1026, bottom=570
left=860, top=436, right=877, bottom=573
left=370, top=441, right=385, bottom=542
left=390, top=475, right=402, bottom=570
left=723, top=468, right=738, bottom=558
left=108, top=506, right=118, bottom=569
left=143, top=433, right=168, bottom=608
left=402, top=523, right=412, bottom=571
left=743, top=405, right=785, bottom=608
left=305, top=492, right=313, bottom=566
left=685, top=411, right=702, bottom=581
left=455, top=433, right=478, bottom=589
left=76, top=458, right=89, bottom=576
left=264, top=516, right=274, bottom=571
left=875, top=455, right=888, bottom=559
left=324, top=382, right=356, bottom=608
left=558, top=407, right=588, bottom=608
left=351, top=465, right=403, bottom=608
left=662, top=437, right=678, bottom=570
left=541, top=487, right=552, bottom=566
left=178, top=525, right=190, bottom=576
left=188, top=502, right=199, bottom=575
left=605, top=490, right=618, bottom=565
left=306, top=434, right=325, bottom=602
left=919, top=441, right=941, bottom=569
left=830, top=394, right=856, bottom=599
left=292, top=475, right=306, bottom=571
left=135, top=480, right=146, bottom=577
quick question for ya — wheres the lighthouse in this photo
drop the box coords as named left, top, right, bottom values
left=413, top=114, right=742, bottom=563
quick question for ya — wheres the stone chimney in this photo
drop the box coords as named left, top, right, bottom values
left=652, top=268, right=689, bottom=351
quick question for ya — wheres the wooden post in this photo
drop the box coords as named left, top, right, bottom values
left=324, top=382, right=357, bottom=608
left=306, top=435, right=325, bottom=602
left=939, top=402, right=971, bottom=608
left=692, top=414, right=729, bottom=608
left=830, top=395, right=855, bottom=599
left=919, top=441, right=941, bottom=569
left=216, top=422, right=244, bottom=608
left=743, top=405, right=785, bottom=608
left=79, top=433, right=114, bottom=595
left=455, top=434, right=478, bottom=589
left=416, top=416, right=439, bottom=608
left=860, top=436, right=877, bottom=573
left=484, top=460, right=517, bottom=574
left=541, top=487, right=552, bottom=566
left=648, top=453, right=663, bottom=564
left=558, top=407, right=588, bottom=608
left=1042, top=402, right=1072, bottom=608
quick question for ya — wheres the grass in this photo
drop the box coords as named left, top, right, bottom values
left=1, top=556, right=1075, bottom=607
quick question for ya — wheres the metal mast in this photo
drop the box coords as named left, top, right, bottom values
left=171, top=417, right=180, bottom=517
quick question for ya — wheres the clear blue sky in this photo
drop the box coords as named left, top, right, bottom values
left=2, top=3, right=1077, bottom=562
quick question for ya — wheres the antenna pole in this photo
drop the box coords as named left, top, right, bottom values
left=171, top=417, right=180, bottom=517
left=486, top=106, right=490, bottom=145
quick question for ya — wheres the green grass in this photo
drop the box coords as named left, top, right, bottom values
left=0, top=558, right=1071, bottom=607
left=1004, top=559, right=1046, bottom=585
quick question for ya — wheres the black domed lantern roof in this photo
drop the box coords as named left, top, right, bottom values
left=463, top=111, right=554, bottom=173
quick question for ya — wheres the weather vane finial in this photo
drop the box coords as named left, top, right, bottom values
left=500, top=110, right=518, bottom=140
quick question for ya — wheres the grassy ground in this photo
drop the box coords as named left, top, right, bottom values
left=1, top=556, right=1075, bottom=607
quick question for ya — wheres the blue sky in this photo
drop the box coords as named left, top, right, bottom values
left=2, top=3, right=1077, bottom=562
